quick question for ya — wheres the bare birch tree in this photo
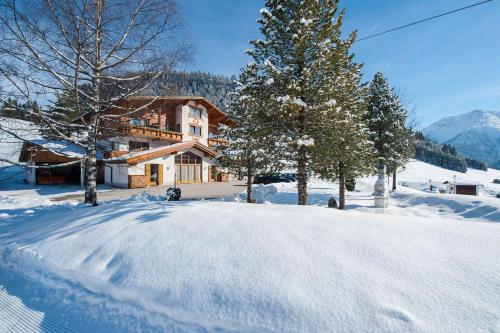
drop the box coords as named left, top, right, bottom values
left=0, top=0, right=190, bottom=205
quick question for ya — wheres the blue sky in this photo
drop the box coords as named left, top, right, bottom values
left=179, top=0, right=499, bottom=127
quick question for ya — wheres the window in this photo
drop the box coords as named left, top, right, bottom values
left=189, top=126, right=202, bottom=136
left=129, top=141, right=149, bottom=151
left=129, top=118, right=141, bottom=126
left=149, top=164, right=158, bottom=182
left=174, top=152, right=202, bottom=183
left=175, top=152, right=201, bottom=164
left=129, top=118, right=150, bottom=127
left=189, top=107, right=202, bottom=119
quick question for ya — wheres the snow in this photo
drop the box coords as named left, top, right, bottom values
left=0, top=117, right=40, bottom=166
left=265, top=78, right=274, bottom=85
left=325, top=99, right=337, bottom=106
left=0, top=160, right=499, bottom=331
left=30, top=139, right=86, bottom=158
left=422, top=110, right=500, bottom=166
left=399, top=159, right=500, bottom=196
left=259, top=8, right=271, bottom=17
left=297, top=136, right=314, bottom=147
left=299, top=18, right=313, bottom=26
left=291, top=98, right=307, bottom=107
left=423, top=110, right=500, bottom=143
left=276, top=95, right=290, bottom=103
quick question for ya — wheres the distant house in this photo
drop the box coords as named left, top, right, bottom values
left=443, top=181, right=483, bottom=196
left=19, top=96, right=231, bottom=188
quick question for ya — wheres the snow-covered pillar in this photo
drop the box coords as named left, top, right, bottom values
left=374, top=163, right=389, bottom=208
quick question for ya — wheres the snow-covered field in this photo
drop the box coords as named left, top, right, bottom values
left=0, top=160, right=499, bottom=332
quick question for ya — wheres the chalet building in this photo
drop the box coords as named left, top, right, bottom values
left=19, top=96, right=231, bottom=188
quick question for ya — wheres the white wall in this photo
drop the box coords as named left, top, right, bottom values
left=138, top=154, right=175, bottom=186
left=25, top=161, right=36, bottom=185
left=179, top=103, right=208, bottom=145
left=103, top=139, right=214, bottom=188
left=104, top=164, right=130, bottom=188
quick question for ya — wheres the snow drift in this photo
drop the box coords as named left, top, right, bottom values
left=1, top=194, right=499, bottom=332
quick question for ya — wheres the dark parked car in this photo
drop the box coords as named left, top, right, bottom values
left=253, top=174, right=293, bottom=185
left=282, top=173, right=297, bottom=182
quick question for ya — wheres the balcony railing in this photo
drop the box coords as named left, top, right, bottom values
left=120, top=125, right=183, bottom=142
left=208, top=137, right=229, bottom=147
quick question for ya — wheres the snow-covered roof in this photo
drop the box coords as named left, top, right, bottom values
left=105, top=140, right=217, bottom=164
left=20, top=139, right=105, bottom=161
left=29, top=139, right=86, bottom=158
left=443, top=180, right=483, bottom=186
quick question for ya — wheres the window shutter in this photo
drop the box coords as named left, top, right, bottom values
left=157, top=164, right=163, bottom=185
left=145, top=164, right=150, bottom=177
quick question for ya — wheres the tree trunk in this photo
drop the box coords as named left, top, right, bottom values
left=84, top=142, right=98, bottom=206
left=392, top=170, right=397, bottom=191
left=297, top=146, right=308, bottom=205
left=246, top=168, right=254, bottom=203
left=85, top=1, right=102, bottom=207
left=338, top=161, right=345, bottom=210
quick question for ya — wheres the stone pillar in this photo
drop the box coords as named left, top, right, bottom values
left=374, top=163, right=389, bottom=208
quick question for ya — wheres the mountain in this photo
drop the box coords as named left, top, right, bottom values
left=422, top=110, right=500, bottom=168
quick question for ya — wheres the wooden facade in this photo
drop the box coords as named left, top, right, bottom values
left=103, top=96, right=232, bottom=142
left=119, top=125, right=183, bottom=142
left=208, top=138, right=229, bottom=147
left=455, top=185, right=479, bottom=196
left=18, top=142, right=104, bottom=185
left=19, top=96, right=232, bottom=189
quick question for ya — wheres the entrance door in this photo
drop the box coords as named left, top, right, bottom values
left=145, top=164, right=163, bottom=186
left=175, top=152, right=202, bottom=184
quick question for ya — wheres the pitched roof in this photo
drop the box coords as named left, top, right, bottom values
left=30, top=139, right=86, bottom=158
left=443, top=180, right=483, bottom=186
left=19, top=140, right=87, bottom=163
left=104, top=140, right=217, bottom=164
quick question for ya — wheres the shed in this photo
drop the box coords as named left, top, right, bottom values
left=443, top=181, right=483, bottom=196
left=19, top=140, right=104, bottom=185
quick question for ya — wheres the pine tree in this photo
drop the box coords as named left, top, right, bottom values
left=0, top=98, right=22, bottom=120
left=311, top=35, right=374, bottom=209
left=40, top=89, right=90, bottom=140
left=365, top=72, right=413, bottom=190
left=247, top=0, right=358, bottom=205
left=218, top=64, right=283, bottom=203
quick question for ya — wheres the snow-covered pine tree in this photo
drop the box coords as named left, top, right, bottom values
left=365, top=73, right=413, bottom=190
left=311, top=26, right=374, bottom=210
left=218, top=64, right=283, bottom=203
left=247, top=0, right=357, bottom=205
left=39, top=89, right=90, bottom=140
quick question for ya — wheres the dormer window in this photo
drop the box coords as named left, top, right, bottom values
left=189, top=107, right=202, bottom=119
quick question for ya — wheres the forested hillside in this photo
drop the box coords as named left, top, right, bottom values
left=143, top=71, right=235, bottom=111
left=414, top=132, right=487, bottom=172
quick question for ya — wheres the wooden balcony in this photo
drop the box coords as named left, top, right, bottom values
left=208, top=137, right=229, bottom=147
left=120, top=125, right=183, bottom=142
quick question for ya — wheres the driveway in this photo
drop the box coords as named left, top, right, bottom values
left=52, top=180, right=246, bottom=202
